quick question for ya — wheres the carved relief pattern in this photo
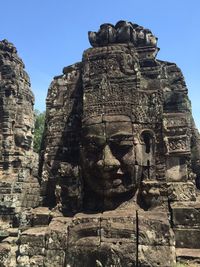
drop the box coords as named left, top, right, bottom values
left=83, top=46, right=163, bottom=123
left=163, top=116, right=189, bottom=129
left=168, top=136, right=190, bottom=154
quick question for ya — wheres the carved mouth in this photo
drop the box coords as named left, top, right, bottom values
left=103, top=172, right=128, bottom=190
left=100, top=167, right=124, bottom=177
left=113, top=178, right=122, bottom=187
left=85, top=167, right=135, bottom=196
left=22, top=140, right=32, bottom=149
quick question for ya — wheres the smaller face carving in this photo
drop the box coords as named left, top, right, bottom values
left=81, top=116, right=142, bottom=197
left=14, top=114, right=34, bottom=150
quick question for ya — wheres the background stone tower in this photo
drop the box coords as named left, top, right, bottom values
left=0, top=40, right=41, bottom=228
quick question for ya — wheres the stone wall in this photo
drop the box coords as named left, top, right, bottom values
left=40, top=63, right=83, bottom=213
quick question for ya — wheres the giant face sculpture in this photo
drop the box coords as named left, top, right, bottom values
left=14, top=113, right=34, bottom=150
left=81, top=115, right=143, bottom=198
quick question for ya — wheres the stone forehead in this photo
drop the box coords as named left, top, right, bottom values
left=82, top=115, right=132, bottom=126
left=82, top=117, right=133, bottom=138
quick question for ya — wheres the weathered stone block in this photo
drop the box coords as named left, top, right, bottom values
left=167, top=182, right=196, bottom=201
left=1, top=241, right=18, bottom=267
left=30, top=255, right=44, bottom=267
left=138, top=245, right=176, bottom=267
left=0, top=244, right=11, bottom=267
left=66, top=245, right=100, bottom=267
left=100, top=241, right=137, bottom=267
left=17, top=255, right=30, bottom=267
left=68, top=214, right=101, bottom=245
left=67, top=242, right=137, bottom=267
left=2, top=236, right=18, bottom=245
left=171, top=201, right=200, bottom=227
left=19, top=244, right=31, bottom=256
left=6, top=227, right=18, bottom=237
left=138, top=211, right=175, bottom=246
left=19, top=227, right=47, bottom=256
left=176, top=248, right=200, bottom=265
left=0, top=229, right=9, bottom=241
left=101, top=210, right=136, bottom=242
left=44, top=249, right=65, bottom=267
left=46, top=217, right=70, bottom=250
left=31, top=207, right=51, bottom=226
left=174, top=228, right=200, bottom=248
left=166, top=156, right=188, bottom=182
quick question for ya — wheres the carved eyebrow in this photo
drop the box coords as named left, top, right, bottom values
left=109, top=132, right=133, bottom=139
left=84, top=135, right=106, bottom=142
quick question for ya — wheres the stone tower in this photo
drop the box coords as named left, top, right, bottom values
left=1, top=21, right=200, bottom=266
left=41, top=21, right=200, bottom=213
left=0, top=39, right=41, bottom=227
left=39, top=21, right=200, bottom=265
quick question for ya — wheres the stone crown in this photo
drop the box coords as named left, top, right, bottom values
left=0, top=39, right=17, bottom=53
left=88, top=20, right=158, bottom=48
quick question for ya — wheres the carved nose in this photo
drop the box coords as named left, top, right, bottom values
left=97, top=145, right=120, bottom=169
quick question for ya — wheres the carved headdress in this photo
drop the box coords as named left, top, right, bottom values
left=83, top=21, right=162, bottom=124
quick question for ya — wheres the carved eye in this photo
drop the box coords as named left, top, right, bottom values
left=110, top=139, right=133, bottom=156
left=84, top=137, right=105, bottom=155
left=88, top=140, right=99, bottom=150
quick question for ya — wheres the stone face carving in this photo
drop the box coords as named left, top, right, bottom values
left=0, top=39, right=41, bottom=230
left=81, top=115, right=143, bottom=210
left=1, top=21, right=200, bottom=266
left=35, top=21, right=200, bottom=266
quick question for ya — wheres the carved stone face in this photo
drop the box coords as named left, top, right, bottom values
left=14, top=114, right=34, bottom=150
left=81, top=115, right=142, bottom=198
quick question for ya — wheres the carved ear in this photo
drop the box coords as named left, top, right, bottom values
left=88, top=31, right=97, bottom=47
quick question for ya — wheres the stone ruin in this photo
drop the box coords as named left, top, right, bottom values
left=0, top=39, right=41, bottom=265
left=0, top=39, right=41, bottom=219
left=0, top=20, right=200, bottom=266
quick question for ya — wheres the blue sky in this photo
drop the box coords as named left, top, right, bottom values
left=0, top=0, right=200, bottom=129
